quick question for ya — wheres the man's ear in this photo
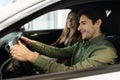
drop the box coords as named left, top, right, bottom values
left=95, top=19, right=102, bottom=28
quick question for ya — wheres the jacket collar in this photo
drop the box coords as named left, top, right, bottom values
left=87, top=34, right=105, bottom=45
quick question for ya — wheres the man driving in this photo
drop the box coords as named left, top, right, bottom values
left=10, top=6, right=117, bottom=73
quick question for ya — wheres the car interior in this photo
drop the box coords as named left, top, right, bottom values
left=0, top=0, right=120, bottom=79
left=106, top=9, right=120, bottom=63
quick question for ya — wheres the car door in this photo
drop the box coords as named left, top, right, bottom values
left=22, top=29, right=62, bottom=45
left=21, top=9, right=70, bottom=45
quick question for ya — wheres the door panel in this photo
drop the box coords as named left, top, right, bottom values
left=22, top=29, right=62, bottom=45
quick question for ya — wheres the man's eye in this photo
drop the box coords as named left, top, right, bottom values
left=81, top=22, right=86, bottom=25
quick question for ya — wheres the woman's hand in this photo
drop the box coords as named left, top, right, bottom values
left=20, top=36, right=37, bottom=46
left=10, top=40, right=39, bottom=63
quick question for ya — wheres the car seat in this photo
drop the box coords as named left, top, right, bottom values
left=106, top=10, right=120, bottom=63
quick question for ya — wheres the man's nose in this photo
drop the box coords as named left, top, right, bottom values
left=77, top=24, right=81, bottom=31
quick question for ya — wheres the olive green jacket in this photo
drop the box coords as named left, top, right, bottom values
left=32, top=35, right=117, bottom=73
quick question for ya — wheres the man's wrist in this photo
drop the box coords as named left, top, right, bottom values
left=31, top=40, right=37, bottom=46
left=28, top=51, right=39, bottom=63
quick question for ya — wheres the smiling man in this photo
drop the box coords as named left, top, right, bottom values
left=10, top=6, right=117, bottom=73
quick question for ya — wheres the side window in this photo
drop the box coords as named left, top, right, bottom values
left=22, top=9, right=71, bottom=31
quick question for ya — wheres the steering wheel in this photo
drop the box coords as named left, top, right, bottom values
left=0, top=32, right=23, bottom=78
left=3, top=32, right=23, bottom=55
left=0, top=32, right=41, bottom=79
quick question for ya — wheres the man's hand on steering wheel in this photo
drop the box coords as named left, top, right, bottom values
left=20, top=36, right=37, bottom=46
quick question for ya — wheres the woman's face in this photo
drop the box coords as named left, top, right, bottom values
left=66, top=12, right=78, bottom=29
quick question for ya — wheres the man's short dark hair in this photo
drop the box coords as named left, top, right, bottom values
left=78, top=6, right=107, bottom=33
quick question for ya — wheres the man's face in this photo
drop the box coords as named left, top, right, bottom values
left=78, top=15, right=98, bottom=40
